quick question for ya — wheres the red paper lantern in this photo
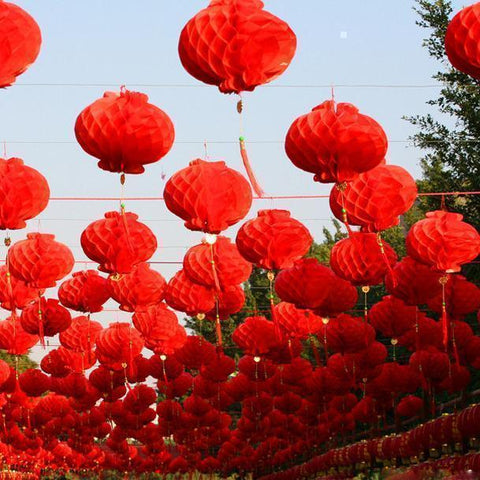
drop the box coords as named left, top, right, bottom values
left=232, top=316, right=278, bottom=356
left=75, top=89, right=174, bottom=174
left=108, top=263, right=166, bottom=312
left=178, top=0, right=297, bottom=94
left=285, top=100, right=387, bottom=184
left=314, top=274, right=358, bottom=318
left=58, top=270, right=110, bottom=313
left=406, top=210, right=480, bottom=273
left=164, top=270, right=216, bottom=316
left=445, top=3, right=480, bottom=79
left=0, top=158, right=49, bottom=230
left=8, top=233, right=74, bottom=289
left=20, top=297, right=71, bottom=337
left=184, top=236, right=252, bottom=290
left=274, top=302, right=323, bottom=340
left=235, top=210, right=312, bottom=270
left=0, top=316, right=38, bottom=354
left=330, top=232, right=397, bottom=286
left=329, top=164, right=417, bottom=232
left=323, top=314, right=375, bottom=354
left=205, top=285, right=245, bottom=321
left=0, top=2, right=41, bottom=87
left=396, top=395, right=423, bottom=418
left=59, top=316, right=103, bottom=353
left=133, top=303, right=187, bottom=355
left=409, top=347, right=450, bottom=382
left=0, top=265, right=42, bottom=310
left=81, top=211, right=157, bottom=274
left=163, top=159, right=252, bottom=234
left=19, top=369, right=50, bottom=397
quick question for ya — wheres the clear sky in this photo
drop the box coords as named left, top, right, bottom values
left=0, top=0, right=468, bottom=357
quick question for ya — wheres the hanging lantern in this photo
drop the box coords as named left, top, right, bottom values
left=58, top=270, right=110, bottom=313
left=232, top=316, right=278, bottom=356
left=8, top=233, right=75, bottom=289
left=329, top=164, right=417, bottom=232
left=183, top=236, right=252, bottom=290
left=274, top=302, right=323, bottom=340
left=0, top=316, right=38, bottom=354
left=59, top=316, right=103, bottom=353
left=406, top=210, right=480, bottom=273
left=178, top=0, right=297, bottom=94
left=330, top=232, right=397, bottom=286
left=20, top=297, right=71, bottom=337
left=80, top=211, right=157, bottom=274
left=205, top=285, right=245, bottom=321
left=75, top=88, right=175, bottom=174
left=0, top=1, right=42, bottom=87
left=314, top=275, right=358, bottom=318
left=445, top=3, right=480, bottom=79
left=163, top=159, right=252, bottom=234
left=0, top=265, right=42, bottom=310
left=285, top=100, right=387, bottom=183
left=108, top=262, right=166, bottom=312
left=235, top=210, right=312, bottom=270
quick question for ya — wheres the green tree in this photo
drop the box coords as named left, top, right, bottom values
left=0, top=350, right=37, bottom=373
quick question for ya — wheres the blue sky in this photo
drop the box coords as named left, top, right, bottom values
left=0, top=0, right=468, bottom=350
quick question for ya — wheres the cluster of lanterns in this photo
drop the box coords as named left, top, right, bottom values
left=0, top=0, right=480, bottom=478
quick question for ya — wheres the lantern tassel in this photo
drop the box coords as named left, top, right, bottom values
left=209, top=244, right=221, bottom=292
left=239, top=137, right=264, bottom=197
left=440, top=275, right=449, bottom=350
left=215, top=315, right=223, bottom=348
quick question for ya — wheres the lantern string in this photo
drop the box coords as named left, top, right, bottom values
left=440, top=275, right=450, bottom=350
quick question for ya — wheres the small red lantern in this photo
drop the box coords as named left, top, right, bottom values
left=236, top=210, right=312, bottom=270
left=330, top=232, right=397, bottom=286
left=205, top=285, right=245, bottom=321
left=0, top=2, right=42, bottom=87
left=0, top=316, right=38, bottom=354
left=178, top=0, right=297, bottom=94
left=8, top=233, right=75, bottom=288
left=75, top=88, right=175, bottom=174
left=232, top=316, right=278, bottom=357
left=274, top=302, right=323, bottom=340
left=58, top=270, right=110, bottom=313
left=406, top=210, right=480, bottom=273
left=285, top=100, right=387, bottom=184
left=20, top=297, right=71, bottom=337
left=0, top=265, right=42, bottom=310
left=81, top=211, right=157, bottom=274
left=59, top=316, right=103, bottom=353
left=163, top=159, right=252, bottom=234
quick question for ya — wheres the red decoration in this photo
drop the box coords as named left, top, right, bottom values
left=59, top=316, right=103, bottom=353
left=406, top=210, right=480, bottom=273
left=20, top=297, right=71, bottom=337
left=314, top=275, right=358, bottom=318
left=285, top=100, right=387, bottom=183
left=0, top=316, right=38, bottom=354
left=330, top=232, right=397, bottom=286
left=236, top=210, right=312, bottom=270
left=0, top=2, right=41, bottom=87
left=0, top=157, right=49, bottom=230
left=0, top=265, right=42, bottom=310
left=396, top=395, right=423, bottom=418
left=8, top=233, right=75, bottom=289
left=274, top=302, right=323, bottom=340
left=329, top=164, right=417, bottom=232
left=322, top=314, right=375, bottom=354
left=178, top=0, right=296, bottom=94
left=184, top=236, right=251, bottom=290
left=232, top=316, right=278, bottom=356
left=58, top=270, right=110, bottom=313
left=163, top=159, right=252, bottom=234
left=108, top=262, right=166, bottom=312
left=205, top=285, right=245, bottom=321
left=80, top=211, right=157, bottom=274
left=75, top=89, right=174, bottom=174
left=18, top=369, right=50, bottom=397
left=445, top=3, right=480, bottom=79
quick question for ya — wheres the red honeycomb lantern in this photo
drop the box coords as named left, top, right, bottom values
left=285, top=100, right=387, bottom=184
left=330, top=232, right=397, bottom=286
left=58, top=270, right=110, bottom=313
left=8, top=233, right=75, bottom=289
left=108, top=262, right=166, bottom=312
left=445, top=3, right=480, bottom=79
left=0, top=316, right=38, bottom=354
left=329, top=164, right=417, bottom=232
left=0, top=2, right=42, bottom=87
left=205, top=285, right=245, bottom=321
left=323, top=314, right=376, bottom=354
left=59, top=316, right=103, bottom=353
left=20, top=297, right=71, bottom=337
left=274, top=302, right=323, bottom=340
left=236, top=209, right=312, bottom=270
left=81, top=211, right=157, bottom=274
left=163, top=159, right=252, bottom=234
left=0, top=265, right=42, bottom=310
left=232, top=316, right=278, bottom=356
left=75, top=88, right=174, bottom=174
left=314, top=275, right=358, bottom=318
left=406, top=211, right=480, bottom=273
left=0, top=158, right=49, bottom=231
left=183, top=236, right=251, bottom=290
left=178, top=0, right=297, bottom=94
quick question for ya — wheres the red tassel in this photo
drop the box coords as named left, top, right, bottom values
left=239, top=137, right=264, bottom=197
left=440, top=275, right=450, bottom=350
left=209, top=243, right=221, bottom=292
left=215, top=315, right=223, bottom=347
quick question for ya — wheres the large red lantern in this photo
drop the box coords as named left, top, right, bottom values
left=81, top=211, right=157, bottom=274
left=20, top=297, right=71, bottom=337
left=178, top=0, right=297, bottom=94
left=0, top=316, right=38, bottom=354
left=323, top=314, right=375, bottom=354
left=0, top=158, right=49, bottom=231
left=285, top=100, right=387, bottom=184
left=8, top=233, right=75, bottom=289
left=0, top=265, right=42, bottom=310
left=108, top=262, right=166, bottom=312
left=205, top=285, right=245, bottom=321
left=235, top=210, right=312, bottom=270
left=232, top=316, right=278, bottom=356
left=59, top=316, right=103, bottom=353
left=75, top=88, right=174, bottom=174
left=314, top=274, right=358, bottom=318
left=329, top=164, right=417, bottom=232
left=330, top=232, right=397, bottom=286
left=445, top=3, right=480, bottom=79
left=0, top=2, right=41, bottom=87
left=163, top=159, right=252, bottom=234
left=274, top=302, right=323, bottom=340
left=406, top=210, right=480, bottom=273
left=58, top=270, right=110, bottom=313
left=183, top=236, right=251, bottom=290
